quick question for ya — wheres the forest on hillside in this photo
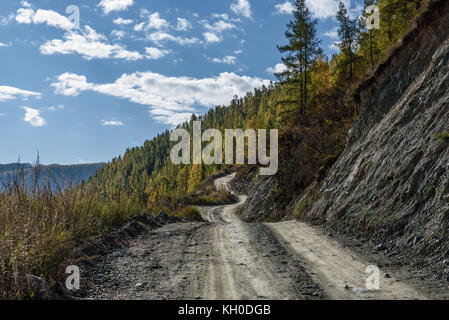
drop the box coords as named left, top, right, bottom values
left=89, top=0, right=426, bottom=215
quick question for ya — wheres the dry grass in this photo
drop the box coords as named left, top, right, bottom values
left=176, top=206, right=203, bottom=221
left=0, top=159, right=144, bottom=299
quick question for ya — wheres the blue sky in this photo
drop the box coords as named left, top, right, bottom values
left=0, top=0, right=363, bottom=165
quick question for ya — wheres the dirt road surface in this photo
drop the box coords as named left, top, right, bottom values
left=85, top=174, right=447, bottom=300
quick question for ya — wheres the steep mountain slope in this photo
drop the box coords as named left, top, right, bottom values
left=301, top=0, right=449, bottom=277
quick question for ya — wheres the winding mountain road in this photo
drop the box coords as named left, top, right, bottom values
left=86, top=174, right=444, bottom=300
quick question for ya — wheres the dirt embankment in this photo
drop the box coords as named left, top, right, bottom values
left=301, top=0, right=449, bottom=281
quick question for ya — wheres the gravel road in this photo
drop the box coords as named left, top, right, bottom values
left=85, top=174, right=447, bottom=300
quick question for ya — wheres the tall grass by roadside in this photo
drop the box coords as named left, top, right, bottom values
left=0, top=158, right=146, bottom=299
left=0, top=159, right=234, bottom=299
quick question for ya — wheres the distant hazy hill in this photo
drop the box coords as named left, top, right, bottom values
left=0, top=163, right=105, bottom=190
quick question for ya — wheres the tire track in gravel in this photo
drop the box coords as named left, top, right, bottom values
left=86, top=173, right=325, bottom=300
left=86, top=173, right=439, bottom=300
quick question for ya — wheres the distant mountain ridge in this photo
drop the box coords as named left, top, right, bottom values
left=0, top=162, right=105, bottom=189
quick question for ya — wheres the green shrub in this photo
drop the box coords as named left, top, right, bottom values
left=434, top=131, right=449, bottom=143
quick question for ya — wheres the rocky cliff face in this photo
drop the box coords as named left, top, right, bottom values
left=302, top=0, right=449, bottom=277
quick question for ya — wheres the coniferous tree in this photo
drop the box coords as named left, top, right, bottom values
left=336, top=2, right=360, bottom=82
left=277, top=0, right=321, bottom=114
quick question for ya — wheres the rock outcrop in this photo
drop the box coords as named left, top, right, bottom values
left=302, top=0, right=449, bottom=277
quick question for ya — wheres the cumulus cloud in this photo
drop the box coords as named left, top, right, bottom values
left=176, top=18, right=191, bottom=31
left=111, top=29, right=126, bottom=40
left=40, top=26, right=143, bottom=61
left=134, top=12, right=201, bottom=46
left=231, top=0, right=252, bottom=18
left=20, top=1, right=32, bottom=8
left=16, top=8, right=75, bottom=30
left=0, top=86, right=41, bottom=102
left=266, top=63, right=287, bottom=74
left=101, top=119, right=124, bottom=126
left=305, top=0, right=351, bottom=19
left=146, top=12, right=169, bottom=30
left=204, top=20, right=236, bottom=34
left=134, top=22, right=144, bottom=31
left=52, top=71, right=270, bottom=125
left=145, top=47, right=170, bottom=60
left=0, top=42, right=11, bottom=47
left=113, top=17, right=134, bottom=25
left=147, top=31, right=201, bottom=46
left=203, top=32, right=220, bottom=43
left=212, top=56, right=237, bottom=65
left=275, top=1, right=294, bottom=15
left=98, top=0, right=134, bottom=15
left=22, top=106, right=46, bottom=127
left=15, top=8, right=34, bottom=24
left=200, top=16, right=238, bottom=44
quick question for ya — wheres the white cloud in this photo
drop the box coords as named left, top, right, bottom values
left=212, top=56, right=237, bottom=65
left=15, top=8, right=34, bottom=24
left=22, top=106, right=46, bottom=127
left=231, top=0, right=252, bottom=18
left=146, top=12, right=169, bottom=30
left=111, top=29, right=126, bottom=39
left=266, top=63, right=287, bottom=74
left=0, top=86, right=41, bottom=102
left=328, top=42, right=340, bottom=51
left=40, top=26, right=143, bottom=61
left=21, top=1, right=32, bottom=8
left=16, top=8, right=75, bottom=30
left=52, top=71, right=270, bottom=125
left=148, top=31, right=201, bottom=46
left=48, top=105, right=64, bottom=112
left=0, top=42, right=11, bottom=47
left=33, top=9, right=75, bottom=30
left=134, top=22, right=144, bottom=31
left=98, top=0, right=134, bottom=15
left=113, top=17, right=134, bottom=25
left=145, top=47, right=170, bottom=60
left=0, top=13, right=15, bottom=26
left=275, top=2, right=294, bottom=15
left=212, top=13, right=230, bottom=20
left=176, top=18, right=191, bottom=31
left=324, top=26, right=338, bottom=39
left=204, top=20, right=236, bottom=33
left=101, top=119, right=124, bottom=126
left=203, top=32, right=220, bottom=43
left=305, top=0, right=351, bottom=19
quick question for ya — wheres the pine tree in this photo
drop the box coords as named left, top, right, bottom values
left=360, top=0, right=380, bottom=69
left=277, top=0, right=321, bottom=114
left=336, top=1, right=360, bottom=82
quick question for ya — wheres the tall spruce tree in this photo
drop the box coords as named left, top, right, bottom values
left=277, top=0, right=321, bottom=114
left=336, top=2, right=360, bottom=82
